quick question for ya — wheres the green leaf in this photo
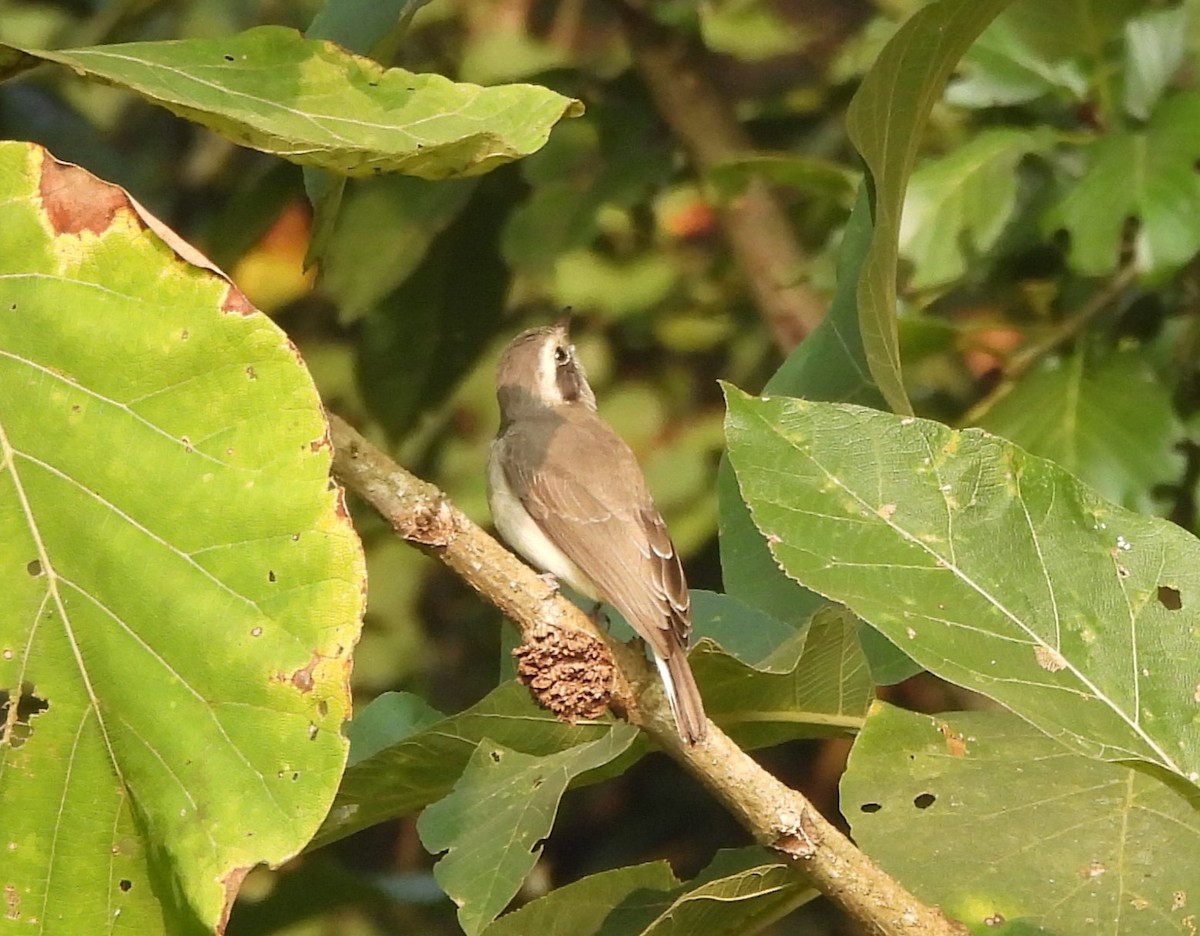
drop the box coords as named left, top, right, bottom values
left=1123, top=6, right=1189, bottom=120
left=1048, top=91, right=1200, bottom=278
left=345, top=691, right=443, bottom=768
left=900, top=128, right=1051, bottom=290
left=482, top=847, right=816, bottom=936
left=2, top=26, right=582, bottom=179
left=311, top=680, right=616, bottom=850
left=302, top=0, right=440, bottom=267
left=0, top=142, right=363, bottom=931
left=694, top=606, right=873, bottom=747
left=502, top=108, right=673, bottom=274
left=843, top=703, right=1200, bottom=935
left=319, top=175, right=477, bottom=322
left=845, top=0, right=1016, bottom=414
left=418, top=727, right=639, bottom=936
left=689, top=589, right=806, bottom=673
left=306, top=0, right=428, bottom=58
left=354, top=177, right=510, bottom=438
left=719, top=188, right=879, bottom=625
left=946, top=8, right=1090, bottom=108
left=724, top=387, right=1200, bottom=785
left=976, top=351, right=1184, bottom=515
left=707, top=153, right=858, bottom=208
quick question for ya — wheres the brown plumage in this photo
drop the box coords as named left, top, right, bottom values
left=488, top=323, right=707, bottom=743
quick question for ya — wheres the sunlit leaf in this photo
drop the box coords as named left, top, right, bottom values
left=725, top=387, right=1200, bottom=785
left=1123, top=5, right=1188, bottom=120
left=900, top=128, right=1051, bottom=290
left=0, top=142, right=363, bottom=933
left=1048, top=91, right=1200, bottom=278
left=1, top=26, right=582, bottom=179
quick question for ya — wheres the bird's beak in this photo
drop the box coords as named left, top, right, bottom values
left=555, top=310, right=573, bottom=335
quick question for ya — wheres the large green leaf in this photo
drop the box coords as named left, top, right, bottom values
left=0, top=26, right=582, bottom=179
left=845, top=0, right=1016, bottom=414
left=976, top=351, right=1184, bottom=515
left=0, top=142, right=363, bottom=933
left=482, top=848, right=816, bottom=936
left=724, top=387, right=1200, bottom=785
left=843, top=703, right=1200, bottom=935
left=418, top=728, right=639, bottom=936
left=900, top=128, right=1052, bottom=290
left=1048, top=91, right=1200, bottom=278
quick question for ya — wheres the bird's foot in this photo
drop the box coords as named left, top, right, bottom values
left=537, top=572, right=561, bottom=599
left=587, top=602, right=610, bottom=629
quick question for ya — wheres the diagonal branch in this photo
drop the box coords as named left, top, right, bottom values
left=615, top=4, right=827, bottom=349
left=327, top=412, right=966, bottom=936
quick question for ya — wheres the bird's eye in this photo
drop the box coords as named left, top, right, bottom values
left=553, top=345, right=570, bottom=366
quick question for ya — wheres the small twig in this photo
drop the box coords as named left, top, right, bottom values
left=327, top=413, right=967, bottom=936
left=961, top=262, right=1138, bottom=426
left=615, top=4, right=826, bottom=349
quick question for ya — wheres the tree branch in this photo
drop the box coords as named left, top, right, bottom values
left=327, top=412, right=967, bottom=936
left=616, top=4, right=827, bottom=349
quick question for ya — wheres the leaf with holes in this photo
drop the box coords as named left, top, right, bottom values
left=0, top=26, right=582, bottom=179
left=0, top=142, right=364, bottom=933
left=843, top=703, right=1200, bottom=934
left=724, top=387, right=1200, bottom=786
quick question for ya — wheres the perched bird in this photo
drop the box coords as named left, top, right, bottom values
left=487, top=320, right=707, bottom=744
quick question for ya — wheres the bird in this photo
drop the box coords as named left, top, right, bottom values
left=487, top=319, right=708, bottom=744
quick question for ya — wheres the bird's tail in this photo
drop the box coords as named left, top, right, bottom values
left=653, top=649, right=708, bottom=744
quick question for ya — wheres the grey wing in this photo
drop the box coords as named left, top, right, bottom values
left=503, top=419, right=691, bottom=655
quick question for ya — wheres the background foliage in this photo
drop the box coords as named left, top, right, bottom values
left=3, top=0, right=1200, bottom=934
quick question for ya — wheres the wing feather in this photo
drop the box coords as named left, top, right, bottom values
left=501, top=412, right=691, bottom=655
